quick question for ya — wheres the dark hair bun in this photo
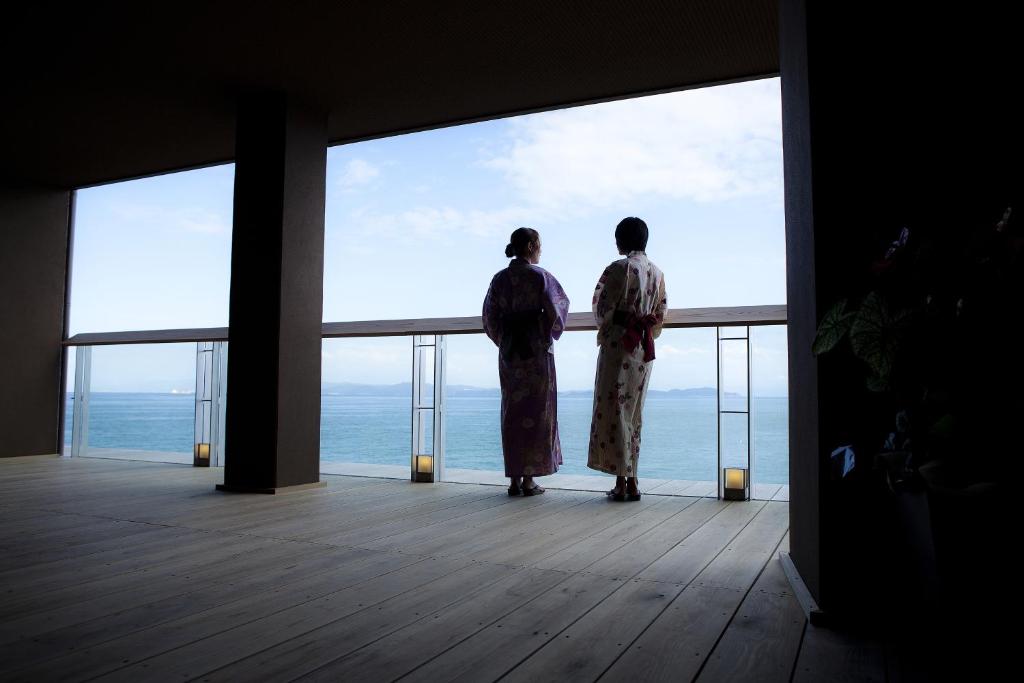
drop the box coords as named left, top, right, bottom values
left=506, top=227, right=540, bottom=259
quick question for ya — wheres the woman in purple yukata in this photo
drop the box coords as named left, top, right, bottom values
left=482, top=228, right=571, bottom=497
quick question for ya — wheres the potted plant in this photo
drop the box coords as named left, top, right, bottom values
left=812, top=205, right=1020, bottom=619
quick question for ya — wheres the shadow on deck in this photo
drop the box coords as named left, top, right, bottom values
left=0, top=455, right=883, bottom=682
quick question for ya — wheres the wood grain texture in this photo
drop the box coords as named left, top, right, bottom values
left=0, top=455, right=882, bottom=682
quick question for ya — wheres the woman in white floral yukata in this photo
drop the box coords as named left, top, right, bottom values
left=483, top=228, right=570, bottom=497
left=587, top=217, right=667, bottom=501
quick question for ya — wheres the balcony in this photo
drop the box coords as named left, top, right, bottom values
left=62, top=305, right=789, bottom=502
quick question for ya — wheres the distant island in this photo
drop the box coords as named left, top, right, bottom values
left=321, top=382, right=750, bottom=398
left=85, top=384, right=786, bottom=398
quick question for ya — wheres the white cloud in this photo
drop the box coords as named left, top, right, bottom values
left=483, top=79, right=782, bottom=210
left=337, top=159, right=381, bottom=190
left=109, top=203, right=229, bottom=235
left=345, top=204, right=538, bottom=242
left=176, top=208, right=229, bottom=234
left=334, top=79, right=782, bottom=242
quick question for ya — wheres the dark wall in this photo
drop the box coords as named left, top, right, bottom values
left=0, top=185, right=71, bottom=457
left=781, top=0, right=1020, bottom=619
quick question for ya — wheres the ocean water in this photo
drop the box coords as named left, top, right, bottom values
left=66, top=392, right=789, bottom=484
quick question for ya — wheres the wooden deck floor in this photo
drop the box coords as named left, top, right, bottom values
left=0, top=456, right=885, bottom=682
left=69, top=450, right=792, bottom=501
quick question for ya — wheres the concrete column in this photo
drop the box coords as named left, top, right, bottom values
left=219, top=92, right=327, bottom=493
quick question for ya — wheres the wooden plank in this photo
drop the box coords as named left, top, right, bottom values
left=396, top=492, right=594, bottom=560
left=0, top=461, right=202, bottom=497
left=274, top=486, right=505, bottom=543
left=501, top=579, right=687, bottom=683
left=400, top=573, right=622, bottom=683
left=584, top=498, right=728, bottom=580
left=0, top=544, right=395, bottom=671
left=1, top=535, right=326, bottom=621
left=0, top=532, right=284, bottom=626
left=439, top=468, right=508, bottom=486
left=682, top=502, right=789, bottom=590
left=541, top=473, right=611, bottom=491
left=175, top=479, right=408, bottom=532
left=0, top=535, right=282, bottom=638
left=9, top=551, right=428, bottom=682
left=310, top=490, right=512, bottom=547
left=0, top=510, right=120, bottom=544
left=296, top=567, right=572, bottom=682
left=105, top=559, right=514, bottom=682
left=5, top=547, right=376, bottom=673
left=362, top=491, right=589, bottom=555
left=97, top=476, right=395, bottom=530
left=0, top=474, right=211, bottom=514
left=469, top=495, right=671, bottom=568
left=0, top=472, right=216, bottom=513
left=0, top=527, right=237, bottom=599
left=753, top=483, right=783, bottom=500
left=63, top=305, right=787, bottom=345
left=500, top=502, right=772, bottom=682
left=125, top=479, right=393, bottom=529
left=644, top=479, right=711, bottom=496
left=0, top=516, right=181, bottom=564
left=600, top=503, right=791, bottom=682
left=681, top=480, right=719, bottom=497
left=533, top=496, right=695, bottom=572
left=320, top=460, right=408, bottom=478
left=0, top=467, right=213, bottom=502
left=695, top=534, right=805, bottom=683
left=79, top=447, right=192, bottom=464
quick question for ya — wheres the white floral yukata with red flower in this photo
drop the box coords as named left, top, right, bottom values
left=587, top=250, right=667, bottom=477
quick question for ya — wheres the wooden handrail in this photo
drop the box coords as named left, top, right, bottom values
left=63, top=304, right=787, bottom=346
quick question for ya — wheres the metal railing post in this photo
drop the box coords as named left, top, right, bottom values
left=70, top=345, right=91, bottom=458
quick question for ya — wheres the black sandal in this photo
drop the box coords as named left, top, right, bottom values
left=607, top=488, right=626, bottom=502
left=508, top=484, right=522, bottom=497
left=522, top=484, right=545, bottom=496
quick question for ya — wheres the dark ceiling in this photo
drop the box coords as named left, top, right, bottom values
left=2, top=1, right=778, bottom=188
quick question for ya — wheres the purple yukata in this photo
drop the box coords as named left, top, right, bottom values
left=482, top=258, right=571, bottom=478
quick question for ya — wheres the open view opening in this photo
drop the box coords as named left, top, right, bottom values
left=63, top=77, right=787, bottom=499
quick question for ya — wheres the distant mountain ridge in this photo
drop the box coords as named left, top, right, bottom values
left=321, top=382, right=747, bottom=398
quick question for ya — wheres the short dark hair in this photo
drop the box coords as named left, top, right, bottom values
left=505, top=227, right=540, bottom=258
left=615, top=217, right=648, bottom=252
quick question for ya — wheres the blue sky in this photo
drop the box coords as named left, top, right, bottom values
left=69, top=77, right=787, bottom=394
